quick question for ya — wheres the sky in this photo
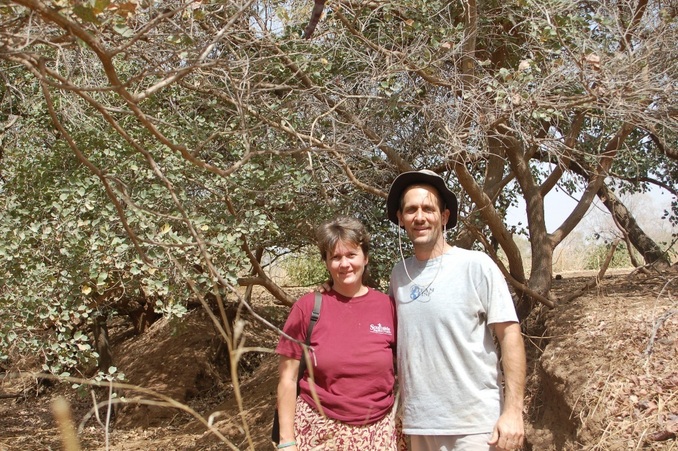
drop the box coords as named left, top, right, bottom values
left=506, top=184, right=676, bottom=240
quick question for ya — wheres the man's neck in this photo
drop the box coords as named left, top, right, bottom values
left=413, top=239, right=451, bottom=261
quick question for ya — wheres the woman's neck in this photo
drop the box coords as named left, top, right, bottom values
left=333, top=284, right=368, bottom=298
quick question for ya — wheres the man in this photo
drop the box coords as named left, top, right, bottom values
left=387, top=169, right=526, bottom=451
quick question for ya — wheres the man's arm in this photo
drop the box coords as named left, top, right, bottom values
left=488, top=321, right=526, bottom=450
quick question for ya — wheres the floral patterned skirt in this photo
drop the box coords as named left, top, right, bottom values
left=294, top=397, right=408, bottom=451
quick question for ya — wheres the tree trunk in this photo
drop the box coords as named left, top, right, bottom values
left=564, top=158, right=672, bottom=269
left=521, top=241, right=554, bottom=319
left=597, top=184, right=671, bottom=268
left=92, top=313, right=113, bottom=372
left=498, top=130, right=553, bottom=317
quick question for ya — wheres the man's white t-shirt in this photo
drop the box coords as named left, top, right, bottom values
left=390, top=246, right=518, bottom=435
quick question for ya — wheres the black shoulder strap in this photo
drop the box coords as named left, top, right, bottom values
left=297, top=291, right=322, bottom=394
left=305, top=291, right=322, bottom=340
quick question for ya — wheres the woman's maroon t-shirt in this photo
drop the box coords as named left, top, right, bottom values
left=276, top=288, right=397, bottom=425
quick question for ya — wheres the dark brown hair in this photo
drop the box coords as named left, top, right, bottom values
left=315, top=216, right=370, bottom=261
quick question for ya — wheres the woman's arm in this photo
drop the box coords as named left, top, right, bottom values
left=277, top=355, right=301, bottom=445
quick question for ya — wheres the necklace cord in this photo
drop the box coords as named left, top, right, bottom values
left=397, top=224, right=444, bottom=300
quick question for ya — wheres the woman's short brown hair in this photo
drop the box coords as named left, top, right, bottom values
left=315, top=216, right=370, bottom=261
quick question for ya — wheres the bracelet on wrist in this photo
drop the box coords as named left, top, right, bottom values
left=277, top=441, right=297, bottom=449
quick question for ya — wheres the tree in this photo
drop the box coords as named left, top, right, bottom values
left=1, top=0, right=676, bottom=390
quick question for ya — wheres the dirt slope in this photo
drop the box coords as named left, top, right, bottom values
left=526, top=270, right=677, bottom=450
left=0, top=272, right=676, bottom=450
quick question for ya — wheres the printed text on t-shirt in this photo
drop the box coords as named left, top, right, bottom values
left=369, top=323, right=392, bottom=335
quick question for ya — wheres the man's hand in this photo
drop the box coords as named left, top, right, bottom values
left=488, top=409, right=524, bottom=450
left=317, top=280, right=332, bottom=293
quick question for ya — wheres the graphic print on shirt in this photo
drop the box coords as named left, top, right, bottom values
left=409, top=284, right=434, bottom=301
left=369, top=323, right=393, bottom=335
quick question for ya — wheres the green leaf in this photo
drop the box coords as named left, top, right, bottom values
left=113, top=24, right=134, bottom=38
left=94, top=0, right=111, bottom=14
left=73, top=5, right=100, bottom=24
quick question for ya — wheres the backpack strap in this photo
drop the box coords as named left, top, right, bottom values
left=305, top=291, right=322, bottom=339
left=297, top=291, right=322, bottom=394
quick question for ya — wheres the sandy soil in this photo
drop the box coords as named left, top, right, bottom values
left=1, top=270, right=676, bottom=450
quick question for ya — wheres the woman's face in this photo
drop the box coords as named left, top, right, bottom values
left=325, top=240, right=368, bottom=291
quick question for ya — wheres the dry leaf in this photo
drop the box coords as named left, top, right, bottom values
left=647, top=430, right=676, bottom=442
left=584, top=53, right=600, bottom=63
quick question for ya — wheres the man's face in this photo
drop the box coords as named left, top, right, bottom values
left=396, top=184, right=449, bottom=251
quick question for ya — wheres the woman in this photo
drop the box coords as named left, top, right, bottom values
left=275, top=216, right=399, bottom=450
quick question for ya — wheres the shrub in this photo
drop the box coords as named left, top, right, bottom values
left=282, top=248, right=328, bottom=287
left=584, top=242, right=634, bottom=270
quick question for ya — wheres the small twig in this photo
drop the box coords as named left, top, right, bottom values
left=2, top=370, right=29, bottom=380
left=89, top=389, right=104, bottom=427
left=562, top=240, right=619, bottom=303
left=645, top=276, right=677, bottom=368
left=105, top=381, right=113, bottom=450
left=644, top=309, right=677, bottom=357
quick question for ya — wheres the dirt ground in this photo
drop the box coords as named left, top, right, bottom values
left=1, top=269, right=676, bottom=451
